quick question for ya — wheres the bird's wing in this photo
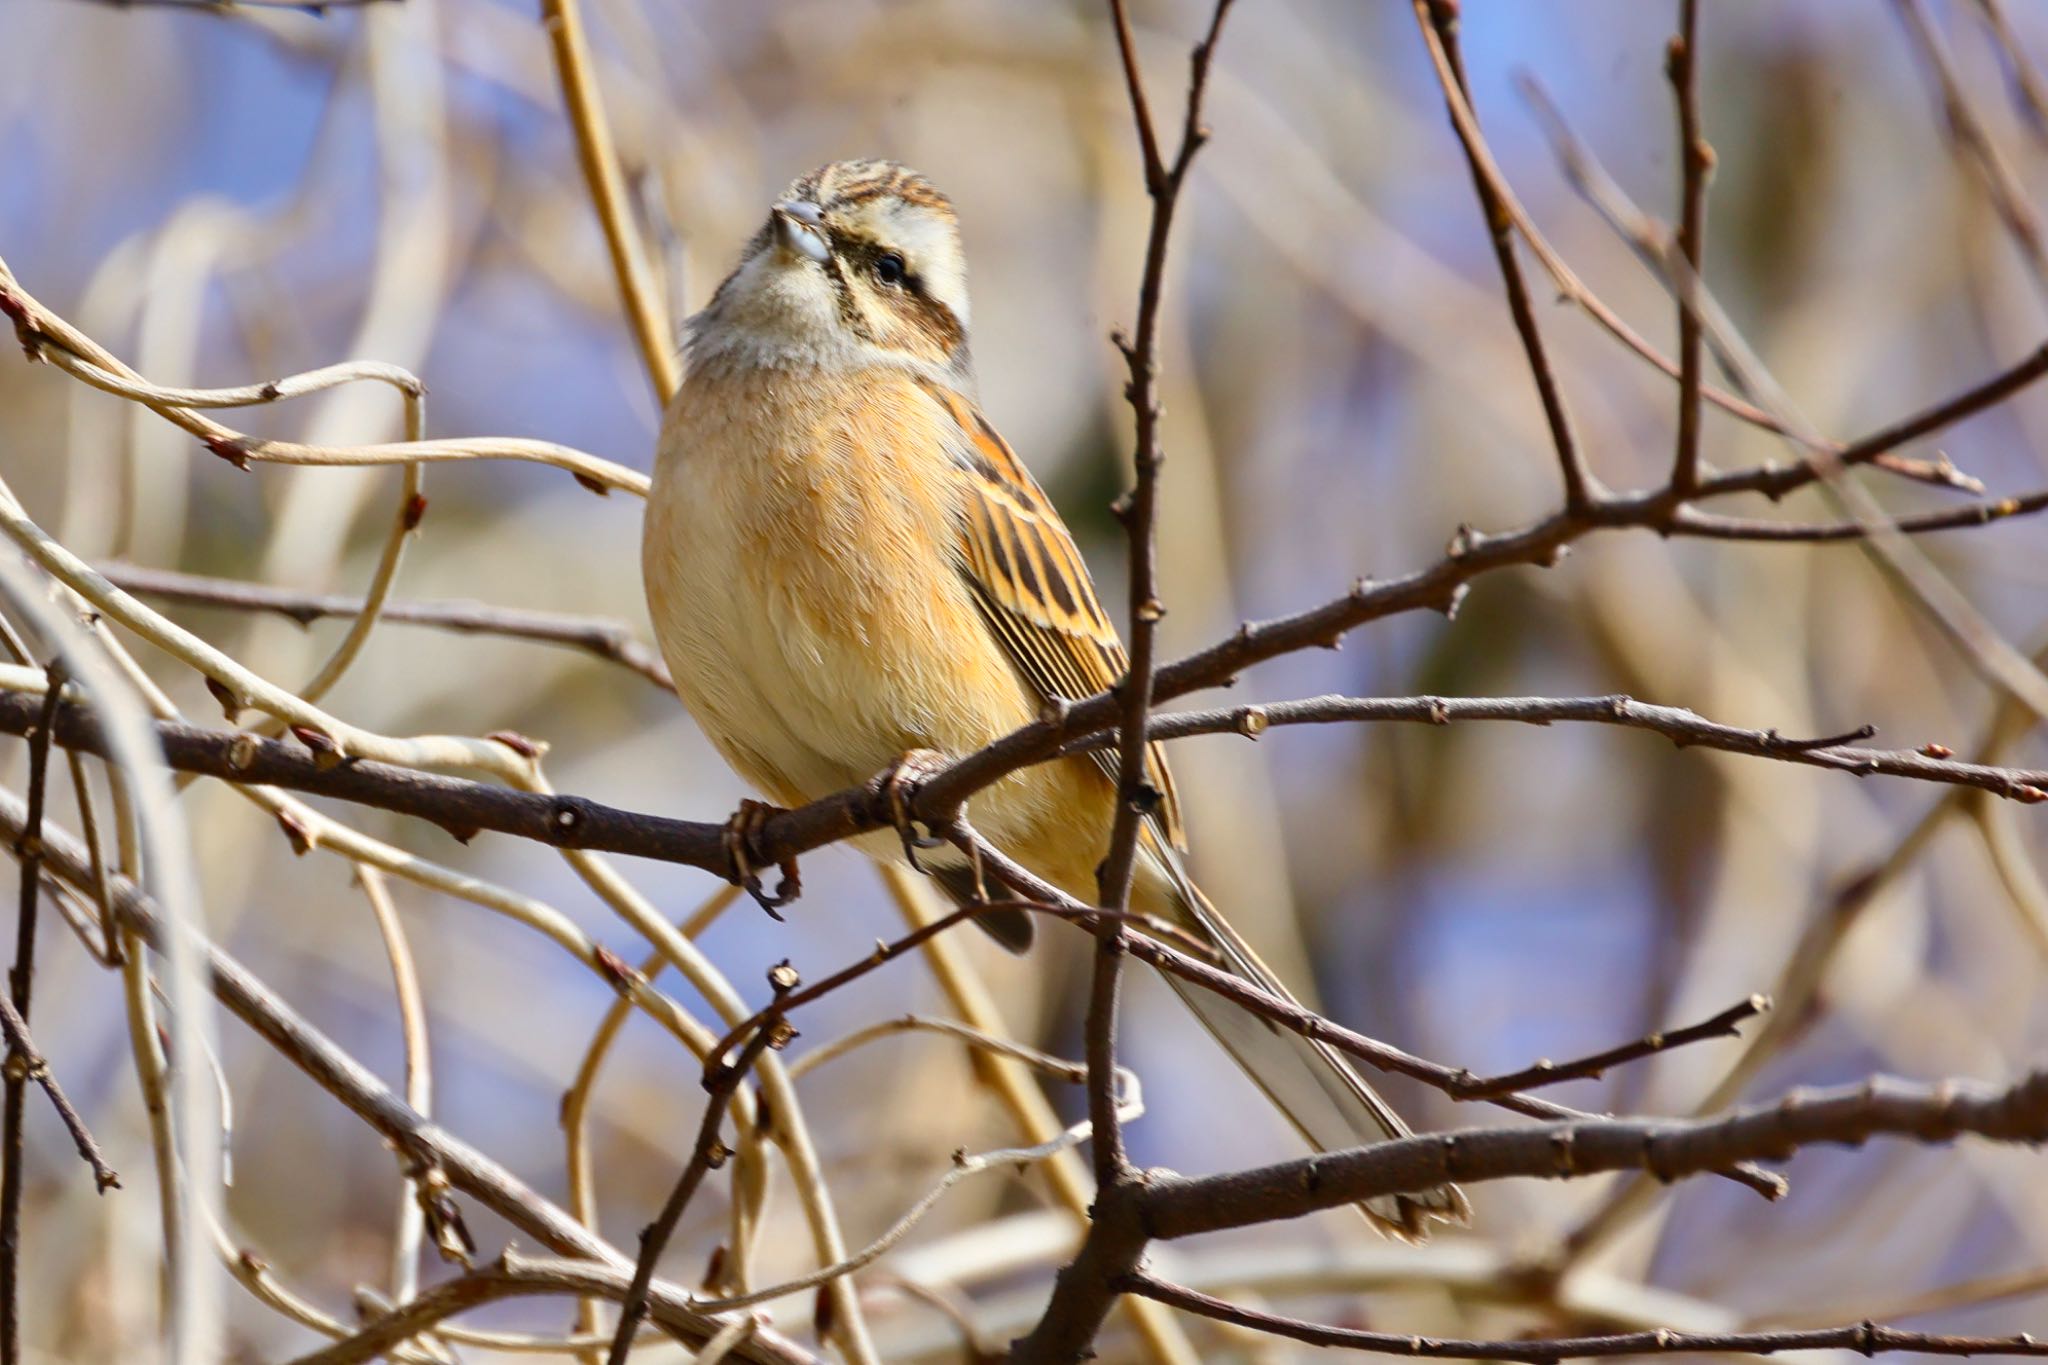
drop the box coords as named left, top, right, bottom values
left=918, top=378, right=1186, bottom=852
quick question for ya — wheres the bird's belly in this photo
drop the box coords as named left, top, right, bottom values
left=646, top=441, right=1038, bottom=807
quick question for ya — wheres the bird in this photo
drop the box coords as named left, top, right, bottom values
left=642, top=158, right=1468, bottom=1238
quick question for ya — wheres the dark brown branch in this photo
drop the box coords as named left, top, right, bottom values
left=1081, top=16, right=1237, bottom=1330
left=1668, top=0, right=1711, bottom=491
left=0, top=790, right=812, bottom=1365
left=1415, top=0, right=1593, bottom=511
left=945, top=821, right=1784, bottom=1201
left=1086, top=692, right=2048, bottom=803
left=1143, top=1070, right=2048, bottom=1239
left=1, top=690, right=2045, bottom=904
left=1097, top=0, right=1233, bottom=907
left=0, top=992, right=115, bottom=1195
left=1454, top=995, right=1768, bottom=1099
left=1103, top=915, right=1783, bottom=1201
left=1122, top=1276, right=2048, bottom=1361
left=702, top=899, right=1198, bottom=1080
left=605, top=989, right=783, bottom=1365
left=1080, top=930, right=1130, bottom=1186
left=1014, top=1064, right=2048, bottom=1362
left=98, top=563, right=672, bottom=691
left=1, top=665, right=60, bottom=1365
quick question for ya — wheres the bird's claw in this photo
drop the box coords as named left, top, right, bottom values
left=723, top=799, right=800, bottom=918
left=881, top=749, right=949, bottom=873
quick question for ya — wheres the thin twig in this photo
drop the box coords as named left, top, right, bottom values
left=99, top=562, right=672, bottom=690
left=1415, top=0, right=1593, bottom=510
left=357, top=868, right=431, bottom=1297
left=1668, top=0, right=1711, bottom=491
left=562, top=886, right=740, bottom=1361
left=1123, top=1276, right=2048, bottom=1360
left=1454, top=995, right=1768, bottom=1099
left=0, top=792, right=812, bottom=1365
left=1, top=662, right=61, bottom=1365
left=540, top=0, right=679, bottom=399
left=1097, top=0, right=1235, bottom=906
left=604, top=993, right=784, bottom=1365
left=704, top=899, right=1195, bottom=1077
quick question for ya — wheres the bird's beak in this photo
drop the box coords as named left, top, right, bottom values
left=771, top=200, right=831, bottom=264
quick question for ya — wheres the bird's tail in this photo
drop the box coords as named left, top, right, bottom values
left=1143, top=834, right=1469, bottom=1239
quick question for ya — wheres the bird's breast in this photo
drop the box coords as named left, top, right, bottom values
left=645, top=367, right=1040, bottom=800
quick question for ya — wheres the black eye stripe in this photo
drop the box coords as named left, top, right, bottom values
left=828, top=234, right=923, bottom=293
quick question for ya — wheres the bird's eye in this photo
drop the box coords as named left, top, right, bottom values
left=874, top=252, right=907, bottom=285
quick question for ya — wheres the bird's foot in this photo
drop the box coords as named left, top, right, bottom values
left=879, top=748, right=950, bottom=873
left=722, top=798, right=801, bottom=919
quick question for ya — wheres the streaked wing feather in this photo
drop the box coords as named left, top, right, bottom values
left=921, top=379, right=1186, bottom=851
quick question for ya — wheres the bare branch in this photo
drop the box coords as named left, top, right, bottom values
left=1454, top=995, right=1769, bottom=1099
left=1097, top=0, right=1235, bottom=906
left=1144, top=1071, right=2048, bottom=1238
left=283, top=1250, right=775, bottom=1365
left=1667, top=0, right=1712, bottom=492
left=99, top=563, right=672, bottom=690
left=0, top=789, right=813, bottom=1365
left=1124, top=1277, right=2048, bottom=1361
left=1413, top=0, right=1594, bottom=511
left=3, top=689, right=2046, bottom=906
left=539, top=0, right=679, bottom=400
left=604, top=992, right=781, bottom=1365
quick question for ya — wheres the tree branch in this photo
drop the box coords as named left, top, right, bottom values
left=0, top=690, right=2043, bottom=903
left=0, top=789, right=813, bottom=1365
left=1122, top=1276, right=2048, bottom=1361
left=1453, top=995, right=1768, bottom=1100
left=98, top=563, right=672, bottom=691
left=1144, top=1071, right=2048, bottom=1239
left=1667, top=0, right=1711, bottom=492
left=1415, top=0, right=1593, bottom=511
left=285, top=1249, right=763, bottom=1365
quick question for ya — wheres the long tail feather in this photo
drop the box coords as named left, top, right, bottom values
left=1142, top=832, right=1469, bottom=1239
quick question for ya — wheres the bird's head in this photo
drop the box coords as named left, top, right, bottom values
left=688, top=159, right=973, bottom=384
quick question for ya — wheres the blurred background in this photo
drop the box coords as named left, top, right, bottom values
left=3, top=0, right=2048, bottom=1359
